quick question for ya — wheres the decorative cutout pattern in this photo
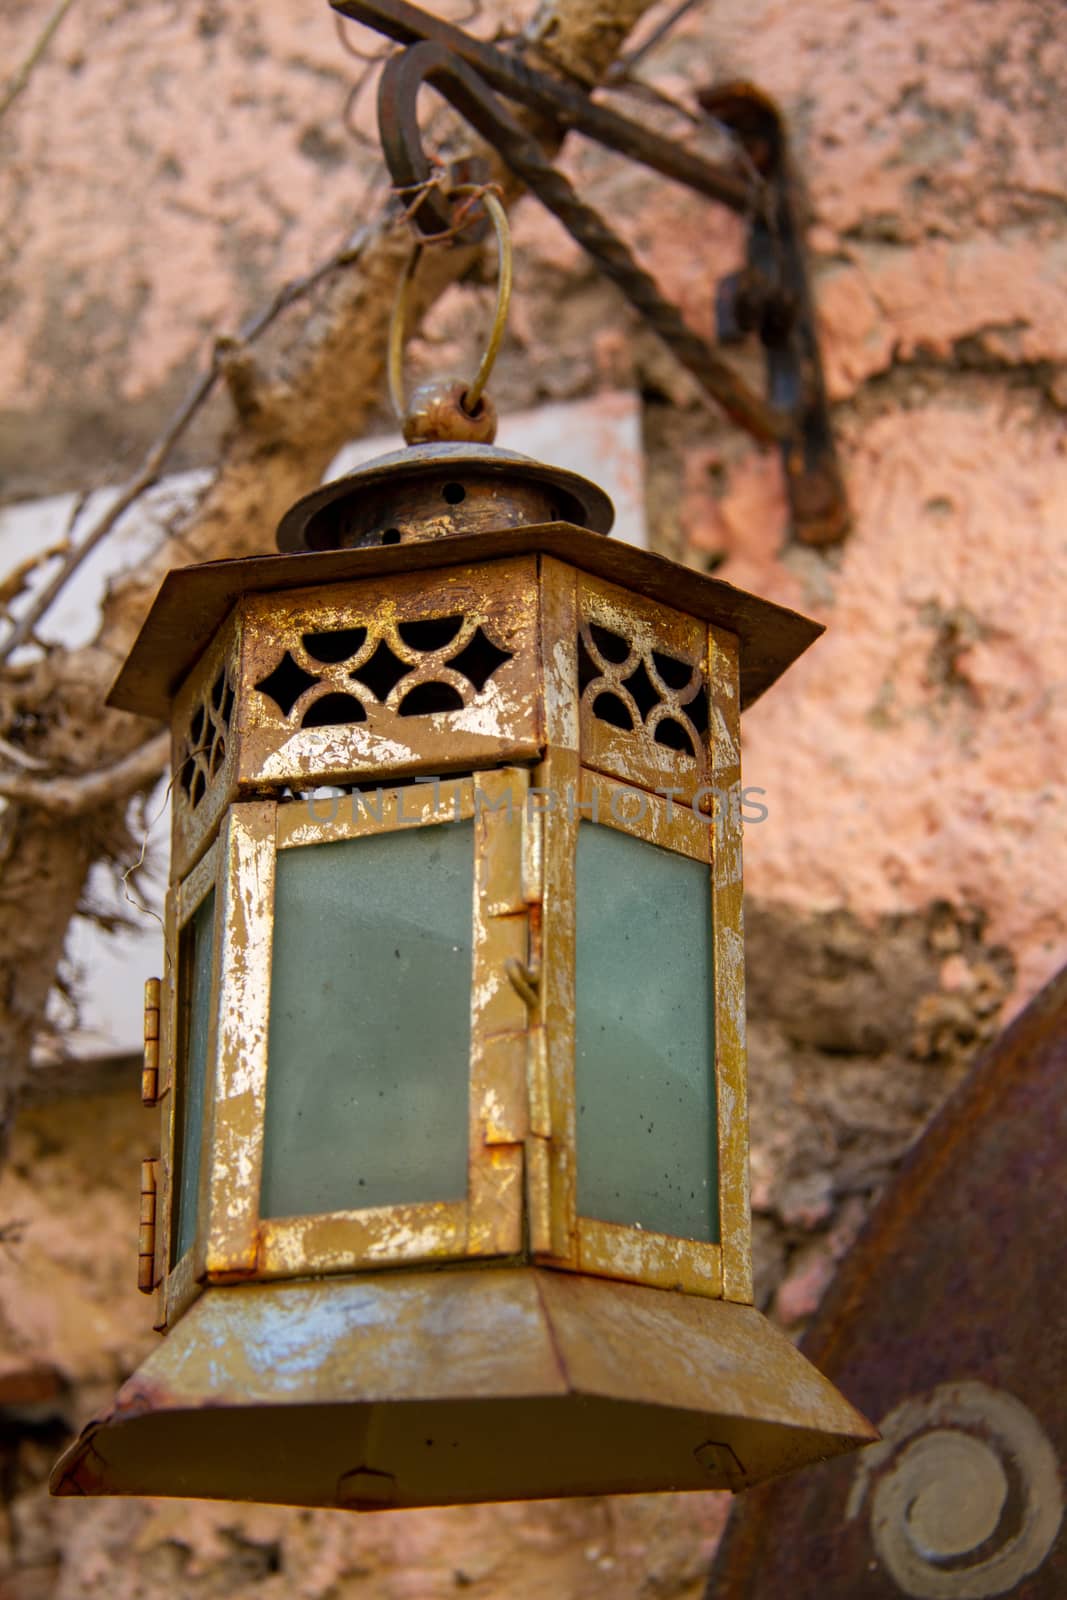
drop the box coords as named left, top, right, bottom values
left=578, top=623, right=708, bottom=760
left=178, top=666, right=235, bottom=809
left=254, top=613, right=514, bottom=728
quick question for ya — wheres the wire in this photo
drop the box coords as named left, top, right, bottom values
left=388, top=186, right=512, bottom=421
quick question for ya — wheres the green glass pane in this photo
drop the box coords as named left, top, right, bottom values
left=261, top=820, right=474, bottom=1219
left=575, top=822, right=719, bottom=1242
left=173, top=888, right=216, bottom=1265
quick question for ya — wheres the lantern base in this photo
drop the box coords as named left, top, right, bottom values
left=50, top=1266, right=875, bottom=1507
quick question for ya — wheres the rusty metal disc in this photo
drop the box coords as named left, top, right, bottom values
left=276, top=442, right=615, bottom=553
left=707, top=961, right=1067, bottom=1599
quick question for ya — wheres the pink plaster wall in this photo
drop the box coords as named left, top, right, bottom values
left=1, top=0, right=1066, bottom=1594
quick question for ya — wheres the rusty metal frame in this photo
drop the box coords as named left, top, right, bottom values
left=169, top=613, right=242, bottom=882
left=575, top=568, right=711, bottom=807
left=110, top=526, right=823, bottom=727
left=709, top=624, right=752, bottom=1302
left=330, top=0, right=849, bottom=543
left=201, top=802, right=276, bottom=1284
left=530, top=557, right=751, bottom=1300
left=157, top=774, right=536, bottom=1325
left=534, top=760, right=725, bottom=1298
left=576, top=765, right=721, bottom=1303
left=258, top=772, right=527, bottom=1278
left=158, top=832, right=225, bottom=1329
left=153, top=548, right=757, bottom=1323
left=237, top=558, right=542, bottom=795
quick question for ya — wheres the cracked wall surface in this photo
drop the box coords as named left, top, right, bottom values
left=1, top=0, right=1065, bottom=1595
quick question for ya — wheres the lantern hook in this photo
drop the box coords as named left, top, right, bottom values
left=388, top=183, right=513, bottom=436
left=377, top=39, right=787, bottom=449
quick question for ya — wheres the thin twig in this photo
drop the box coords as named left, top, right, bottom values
left=334, top=10, right=392, bottom=65
left=122, top=766, right=182, bottom=940
left=0, top=229, right=372, bottom=667
left=0, top=369, right=215, bottom=664
left=0, top=730, right=169, bottom=817
left=236, top=225, right=372, bottom=344
left=0, top=737, right=50, bottom=773
left=0, top=0, right=78, bottom=126
left=604, top=0, right=702, bottom=81
left=601, top=72, right=703, bottom=126
left=343, top=72, right=382, bottom=150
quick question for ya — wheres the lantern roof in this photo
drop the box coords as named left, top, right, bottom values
left=276, top=441, right=617, bottom=550
left=109, top=521, right=822, bottom=719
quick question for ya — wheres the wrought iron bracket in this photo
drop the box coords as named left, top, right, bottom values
left=331, top=0, right=848, bottom=544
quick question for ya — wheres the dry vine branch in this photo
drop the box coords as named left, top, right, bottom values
left=0, top=229, right=375, bottom=666
left=0, top=733, right=169, bottom=819
left=0, top=0, right=664, bottom=1129
left=0, top=0, right=78, bottom=126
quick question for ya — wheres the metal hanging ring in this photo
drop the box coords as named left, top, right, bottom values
left=388, top=185, right=513, bottom=423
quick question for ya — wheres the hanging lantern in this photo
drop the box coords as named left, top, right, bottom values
left=50, top=197, right=874, bottom=1509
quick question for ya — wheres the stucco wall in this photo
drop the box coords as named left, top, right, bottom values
left=0, top=0, right=1064, bottom=1594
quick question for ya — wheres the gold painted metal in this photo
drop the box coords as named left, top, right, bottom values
left=577, top=571, right=711, bottom=808
left=202, top=802, right=275, bottom=1282
left=257, top=1201, right=470, bottom=1279
left=111, top=531, right=816, bottom=717
left=261, top=774, right=527, bottom=1277
left=536, top=745, right=581, bottom=1266
left=159, top=833, right=222, bottom=1331
left=578, top=1218, right=722, bottom=1297
left=469, top=768, right=527, bottom=1256
left=154, top=775, right=532, bottom=1308
left=555, top=769, right=724, bottom=1299
left=152, top=874, right=178, bottom=1333
left=52, top=1269, right=877, bottom=1507
left=52, top=437, right=877, bottom=1511
left=168, top=556, right=544, bottom=879
left=137, top=1158, right=159, bottom=1294
left=239, top=559, right=541, bottom=797
left=142, top=977, right=161, bottom=1106
left=276, top=770, right=475, bottom=848
left=531, top=556, right=581, bottom=1263
left=710, top=623, right=754, bottom=1302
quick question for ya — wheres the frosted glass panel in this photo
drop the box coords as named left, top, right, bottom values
left=575, top=823, right=718, bottom=1242
left=261, top=820, right=473, bottom=1218
left=173, top=889, right=215, bottom=1265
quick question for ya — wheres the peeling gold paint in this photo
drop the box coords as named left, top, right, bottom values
left=238, top=559, right=542, bottom=792
left=154, top=553, right=755, bottom=1325
left=577, top=571, right=711, bottom=807
left=203, top=803, right=275, bottom=1280
left=710, top=625, right=752, bottom=1305
left=578, top=1218, right=723, bottom=1295
left=257, top=1202, right=469, bottom=1278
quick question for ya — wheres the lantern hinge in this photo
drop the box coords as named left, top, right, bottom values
left=142, top=977, right=161, bottom=1107
left=138, top=1157, right=160, bottom=1295
left=522, top=805, right=544, bottom=905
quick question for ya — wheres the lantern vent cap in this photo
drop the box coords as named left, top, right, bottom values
left=276, top=441, right=615, bottom=553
